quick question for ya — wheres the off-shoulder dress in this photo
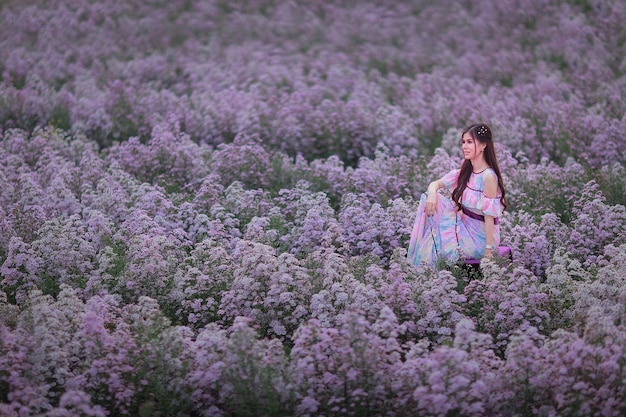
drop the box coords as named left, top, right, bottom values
left=407, top=167, right=503, bottom=266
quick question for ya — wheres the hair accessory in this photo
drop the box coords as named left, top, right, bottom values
left=477, top=125, right=489, bottom=136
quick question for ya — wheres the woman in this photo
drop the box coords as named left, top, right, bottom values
left=407, top=123, right=507, bottom=266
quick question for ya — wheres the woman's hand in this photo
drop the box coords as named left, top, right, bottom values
left=425, top=179, right=444, bottom=216
left=484, top=248, right=493, bottom=258
left=425, top=191, right=437, bottom=216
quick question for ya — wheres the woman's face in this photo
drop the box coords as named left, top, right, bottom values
left=461, top=133, right=486, bottom=161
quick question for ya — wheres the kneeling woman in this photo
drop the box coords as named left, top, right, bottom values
left=408, top=124, right=507, bottom=266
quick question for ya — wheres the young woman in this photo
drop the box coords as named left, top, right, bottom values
left=407, top=123, right=507, bottom=266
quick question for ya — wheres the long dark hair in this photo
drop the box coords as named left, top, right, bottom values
left=451, top=124, right=507, bottom=211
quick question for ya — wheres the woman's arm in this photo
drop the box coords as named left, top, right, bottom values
left=483, top=173, right=498, bottom=257
left=425, top=178, right=445, bottom=216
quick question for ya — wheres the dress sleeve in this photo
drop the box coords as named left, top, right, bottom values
left=482, top=196, right=502, bottom=217
left=441, top=169, right=459, bottom=190
left=481, top=170, right=501, bottom=217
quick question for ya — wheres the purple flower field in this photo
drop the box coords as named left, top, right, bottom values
left=1, top=0, right=626, bottom=415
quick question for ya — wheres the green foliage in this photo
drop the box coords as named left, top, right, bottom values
left=48, top=105, right=72, bottom=131
left=125, top=308, right=194, bottom=416
left=266, top=152, right=300, bottom=195
left=12, top=75, right=26, bottom=90
left=221, top=322, right=294, bottom=417
left=508, top=164, right=592, bottom=225
left=349, top=253, right=386, bottom=282
left=595, top=163, right=626, bottom=207
left=448, top=263, right=483, bottom=293
left=101, top=238, right=127, bottom=279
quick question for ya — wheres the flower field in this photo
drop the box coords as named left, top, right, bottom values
left=1, top=0, right=626, bottom=415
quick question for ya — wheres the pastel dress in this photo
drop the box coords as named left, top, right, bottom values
left=407, top=168, right=503, bottom=266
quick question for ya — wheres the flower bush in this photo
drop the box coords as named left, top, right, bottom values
left=1, top=0, right=626, bottom=415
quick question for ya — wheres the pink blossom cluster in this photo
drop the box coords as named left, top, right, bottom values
left=1, top=0, right=625, bottom=166
left=0, top=123, right=624, bottom=415
left=1, top=0, right=626, bottom=415
left=2, top=284, right=625, bottom=416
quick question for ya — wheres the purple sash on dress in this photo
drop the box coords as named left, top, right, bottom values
left=461, top=205, right=499, bottom=225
